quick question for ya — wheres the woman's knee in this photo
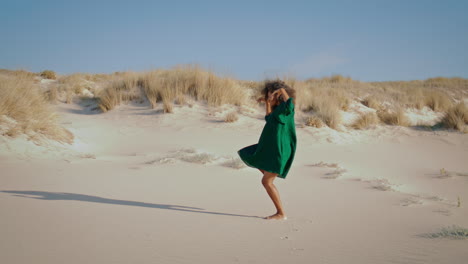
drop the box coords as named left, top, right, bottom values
left=261, top=177, right=270, bottom=186
left=261, top=172, right=277, bottom=186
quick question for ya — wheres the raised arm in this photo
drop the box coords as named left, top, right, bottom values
left=262, top=88, right=291, bottom=116
left=270, top=88, right=290, bottom=103
left=265, top=99, right=273, bottom=116
left=278, top=88, right=290, bottom=102
left=257, top=96, right=273, bottom=116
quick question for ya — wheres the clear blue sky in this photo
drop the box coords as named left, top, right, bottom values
left=1, top=0, right=467, bottom=81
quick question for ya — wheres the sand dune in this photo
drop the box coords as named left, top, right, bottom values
left=1, top=97, right=467, bottom=264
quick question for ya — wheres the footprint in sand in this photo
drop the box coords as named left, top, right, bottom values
left=400, top=197, right=424, bottom=207
left=322, top=168, right=347, bottom=179
left=143, top=148, right=246, bottom=169
left=432, top=208, right=452, bottom=216
left=366, top=178, right=398, bottom=191
left=309, top=161, right=347, bottom=179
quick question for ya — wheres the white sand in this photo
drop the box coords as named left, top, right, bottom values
left=1, top=100, right=467, bottom=264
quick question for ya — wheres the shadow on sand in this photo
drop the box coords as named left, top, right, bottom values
left=1, top=190, right=260, bottom=219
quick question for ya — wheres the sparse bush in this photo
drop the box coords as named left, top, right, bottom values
left=45, top=85, right=58, bottom=103
left=424, top=90, right=452, bottom=112
left=0, top=69, right=37, bottom=79
left=377, top=108, right=409, bottom=126
left=97, top=72, right=142, bottom=112
left=40, top=70, right=57, bottom=80
left=328, top=89, right=350, bottom=111
left=306, top=98, right=341, bottom=129
left=54, top=73, right=99, bottom=103
left=324, top=74, right=353, bottom=84
left=304, top=115, right=324, bottom=128
left=0, top=75, right=73, bottom=143
left=224, top=111, right=239, bottom=123
left=441, top=102, right=468, bottom=131
left=361, top=97, right=381, bottom=110
left=163, top=100, right=173, bottom=113
left=351, top=112, right=379, bottom=129
left=98, top=65, right=246, bottom=112
left=139, top=65, right=245, bottom=107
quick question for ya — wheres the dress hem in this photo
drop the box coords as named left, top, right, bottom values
left=237, top=150, right=286, bottom=179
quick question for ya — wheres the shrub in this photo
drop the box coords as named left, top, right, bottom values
left=304, top=115, right=324, bottom=128
left=307, top=98, right=341, bottom=129
left=441, top=102, right=468, bottom=131
left=377, top=108, right=409, bottom=126
left=40, top=70, right=57, bottom=80
left=98, top=65, right=246, bottom=112
left=163, top=100, right=173, bottom=113
left=139, top=65, right=245, bottom=107
left=361, top=97, right=381, bottom=110
left=351, top=112, right=379, bottom=129
left=0, top=75, right=73, bottom=143
left=424, top=90, right=452, bottom=112
left=97, top=72, right=142, bottom=112
left=224, top=111, right=239, bottom=123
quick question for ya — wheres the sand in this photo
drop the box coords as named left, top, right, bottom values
left=1, top=100, right=467, bottom=264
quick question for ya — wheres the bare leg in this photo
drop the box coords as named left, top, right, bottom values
left=261, top=171, right=287, bottom=220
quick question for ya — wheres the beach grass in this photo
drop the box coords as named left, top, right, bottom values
left=421, top=225, right=468, bottom=239
left=1, top=66, right=467, bottom=138
left=0, top=74, right=73, bottom=143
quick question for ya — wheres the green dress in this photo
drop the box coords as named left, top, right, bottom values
left=238, top=97, right=297, bottom=179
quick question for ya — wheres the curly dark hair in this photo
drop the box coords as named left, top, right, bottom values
left=261, top=79, right=296, bottom=101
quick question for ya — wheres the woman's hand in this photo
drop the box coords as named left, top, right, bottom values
left=268, top=89, right=289, bottom=103
left=257, top=97, right=266, bottom=103
left=267, top=90, right=282, bottom=103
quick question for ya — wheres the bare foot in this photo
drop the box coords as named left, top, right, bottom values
left=264, top=213, right=287, bottom=220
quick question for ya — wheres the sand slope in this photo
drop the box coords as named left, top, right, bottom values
left=1, top=101, right=467, bottom=264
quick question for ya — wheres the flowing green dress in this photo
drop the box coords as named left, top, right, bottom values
left=238, top=97, right=297, bottom=179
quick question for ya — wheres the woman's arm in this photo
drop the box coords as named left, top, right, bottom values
left=257, top=97, right=273, bottom=116
left=270, top=88, right=290, bottom=102
left=265, top=100, right=273, bottom=116
left=278, top=88, right=290, bottom=102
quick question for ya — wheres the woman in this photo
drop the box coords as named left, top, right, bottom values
left=238, top=80, right=297, bottom=220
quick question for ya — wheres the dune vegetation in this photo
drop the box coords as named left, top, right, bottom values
left=0, top=65, right=467, bottom=144
left=0, top=71, right=73, bottom=143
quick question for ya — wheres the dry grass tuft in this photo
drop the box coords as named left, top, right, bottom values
left=377, top=108, right=410, bottom=126
left=0, top=69, right=37, bottom=79
left=139, top=65, right=245, bottom=107
left=441, top=103, right=468, bottom=131
left=54, top=73, right=100, bottom=104
left=305, top=98, right=342, bottom=129
left=421, top=225, right=468, bottom=239
left=304, top=115, right=324, bottom=128
left=163, top=100, right=173, bottom=113
left=97, top=72, right=142, bottom=112
left=40, top=70, right=57, bottom=80
left=322, top=74, right=354, bottom=84
left=45, top=86, right=59, bottom=103
left=361, top=97, right=381, bottom=110
left=351, top=112, right=379, bottom=129
left=0, top=75, right=73, bottom=143
left=98, top=65, right=246, bottom=112
left=224, top=111, right=239, bottom=123
left=424, top=90, right=453, bottom=112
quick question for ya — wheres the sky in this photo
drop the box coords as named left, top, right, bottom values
left=1, top=0, right=467, bottom=81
